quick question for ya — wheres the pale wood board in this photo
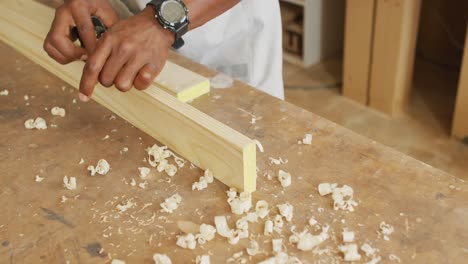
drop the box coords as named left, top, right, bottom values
left=0, top=0, right=256, bottom=192
left=452, top=27, right=468, bottom=140
left=368, top=0, right=421, bottom=115
left=3, top=0, right=209, bottom=102
left=342, top=0, right=375, bottom=105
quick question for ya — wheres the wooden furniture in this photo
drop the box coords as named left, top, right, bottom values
left=343, top=0, right=468, bottom=140
left=343, top=0, right=421, bottom=115
left=0, top=0, right=256, bottom=192
left=342, top=0, right=375, bottom=105
left=452, top=27, right=468, bottom=141
left=280, top=0, right=344, bottom=67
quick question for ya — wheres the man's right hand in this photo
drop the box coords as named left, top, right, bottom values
left=43, top=0, right=119, bottom=65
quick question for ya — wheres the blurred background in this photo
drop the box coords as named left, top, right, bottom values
left=279, top=0, right=468, bottom=181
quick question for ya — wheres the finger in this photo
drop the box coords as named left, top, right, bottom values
left=79, top=36, right=113, bottom=99
left=43, top=40, right=68, bottom=64
left=133, top=63, right=160, bottom=90
left=114, top=57, right=148, bottom=92
left=69, top=1, right=96, bottom=53
left=95, top=7, right=119, bottom=27
left=46, top=7, right=85, bottom=62
left=99, top=46, right=132, bottom=87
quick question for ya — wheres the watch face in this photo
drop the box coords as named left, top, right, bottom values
left=161, top=1, right=186, bottom=24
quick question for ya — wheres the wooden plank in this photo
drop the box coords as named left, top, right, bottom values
left=0, top=0, right=256, bottom=192
left=452, top=27, right=468, bottom=141
left=342, top=0, right=375, bottom=105
left=368, top=0, right=421, bottom=115
left=4, top=0, right=209, bottom=102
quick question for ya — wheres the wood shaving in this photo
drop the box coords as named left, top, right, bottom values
left=318, top=183, right=358, bottom=211
left=264, top=220, right=273, bottom=236
left=176, top=233, right=197, bottom=249
left=116, top=199, right=135, bottom=212
left=111, top=259, right=125, bottom=264
left=342, top=231, right=355, bottom=243
left=277, top=203, right=293, bottom=222
left=63, top=176, right=76, bottom=190
left=35, top=175, right=44, bottom=182
left=379, top=222, right=394, bottom=241
left=51, top=106, right=66, bottom=117
left=61, top=196, right=68, bottom=203
left=153, top=253, right=172, bottom=264
left=88, top=159, right=110, bottom=176
left=361, top=243, right=377, bottom=257
left=308, top=217, right=317, bottom=226
left=130, top=178, right=136, bottom=186
left=195, top=255, right=210, bottom=264
left=255, top=200, right=269, bottom=219
left=272, top=238, right=283, bottom=253
left=214, top=216, right=232, bottom=238
left=165, top=164, right=177, bottom=177
left=269, top=157, right=288, bottom=165
left=192, top=169, right=214, bottom=191
left=254, top=139, right=264, bottom=153
left=318, top=183, right=337, bottom=196
left=227, top=188, right=252, bottom=215
left=273, top=215, right=284, bottom=234
left=197, top=223, right=216, bottom=243
left=24, top=117, right=47, bottom=130
left=0, top=89, right=9, bottom=96
left=147, top=144, right=182, bottom=177
left=290, top=225, right=330, bottom=251
left=298, top=134, right=313, bottom=145
left=278, top=170, right=292, bottom=187
left=138, top=181, right=148, bottom=189
left=258, top=252, right=302, bottom=264
left=339, top=243, right=361, bottom=261
left=388, top=254, right=401, bottom=262
left=246, top=240, right=260, bottom=256
left=78, top=158, right=84, bottom=165
left=102, top=135, right=110, bottom=140
left=138, top=167, right=151, bottom=179
left=160, top=194, right=182, bottom=213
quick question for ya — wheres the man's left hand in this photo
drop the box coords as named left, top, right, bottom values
left=79, top=6, right=174, bottom=101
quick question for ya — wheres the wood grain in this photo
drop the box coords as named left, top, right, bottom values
left=369, top=0, right=421, bottom=115
left=342, top=0, right=375, bottom=105
left=0, top=0, right=256, bottom=192
left=452, top=27, right=468, bottom=140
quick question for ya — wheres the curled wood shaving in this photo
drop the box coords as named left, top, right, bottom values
left=51, top=106, right=66, bottom=117
left=88, top=159, right=110, bottom=176
left=63, top=176, right=76, bottom=190
left=153, top=253, right=172, bottom=264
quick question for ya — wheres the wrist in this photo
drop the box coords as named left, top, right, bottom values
left=141, top=6, right=175, bottom=46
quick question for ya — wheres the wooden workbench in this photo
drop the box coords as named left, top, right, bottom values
left=1, top=38, right=467, bottom=263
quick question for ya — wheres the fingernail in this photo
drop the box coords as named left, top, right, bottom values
left=79, top=93, right=90, bottom=102
left=80, top=54, right=88, bottom=61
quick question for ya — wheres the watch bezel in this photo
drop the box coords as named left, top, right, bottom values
left=154, top=0, right=189, bottom=32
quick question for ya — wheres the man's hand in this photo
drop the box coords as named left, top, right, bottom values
left=78, top=7, right=174, bottom=101
left=43, top=0, right=118, bottom=65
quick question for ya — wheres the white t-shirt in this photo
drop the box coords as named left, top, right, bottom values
left=136, top=0, right=284, bottom=99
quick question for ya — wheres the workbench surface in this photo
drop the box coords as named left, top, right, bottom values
left=1, top=38, right=467, bottom=263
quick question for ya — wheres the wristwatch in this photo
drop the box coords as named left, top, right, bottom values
left=147, top=0, right=189, bottom=49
